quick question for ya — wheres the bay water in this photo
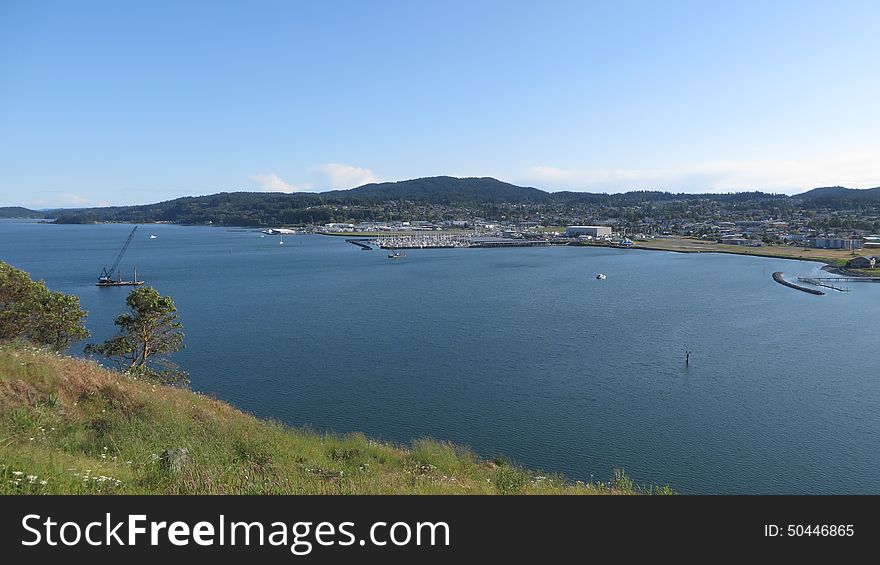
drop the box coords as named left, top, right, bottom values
left=2, top=220, right=877, bottom=493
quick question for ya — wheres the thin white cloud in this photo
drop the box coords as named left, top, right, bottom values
left=250, top=173, right=310, bottom=193
left=517, top=147, right=880, bottom=194
left=20, top=193, right=112, bottom=208
left=249, top=164, right=377, bottom=193
left=310, top=163, right=377, bottom=189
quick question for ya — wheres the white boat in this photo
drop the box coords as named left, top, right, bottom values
left=263, top=228, right=297, bottom=235
left=596, top=273, right=606, bottom=280
left=149, top=234, right=157, bottom=239
left=388, top=251, right=406, bottom=259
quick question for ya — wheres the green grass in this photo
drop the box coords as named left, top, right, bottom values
left=0, top=343, right=664, bottom=495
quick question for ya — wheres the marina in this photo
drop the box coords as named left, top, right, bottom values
left=365, top=234, right=567, bottom=250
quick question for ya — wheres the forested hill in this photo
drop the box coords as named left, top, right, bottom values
left=45, top=176, right=880, bottom=226
left=0, top=207, right=47, bottom=219
left=794, top=186, right=880, bottom=204
left=324, top=176, right=551, bottom=203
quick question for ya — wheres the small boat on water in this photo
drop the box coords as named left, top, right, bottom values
left=596, top=273, right=607, bottom=280
left=388, top=251, right=406, bottom=259
left=149, top=234, right=157, bottom=239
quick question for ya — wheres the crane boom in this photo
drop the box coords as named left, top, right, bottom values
left=100, top=226, right=138, bottom=280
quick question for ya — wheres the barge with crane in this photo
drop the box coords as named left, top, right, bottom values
left=96, top=226, right=145, bottom=286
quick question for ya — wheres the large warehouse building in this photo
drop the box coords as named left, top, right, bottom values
left=564, top=225, right=613, bottom=238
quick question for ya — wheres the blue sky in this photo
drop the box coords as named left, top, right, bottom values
left=1, top=0, right=879, bottom=207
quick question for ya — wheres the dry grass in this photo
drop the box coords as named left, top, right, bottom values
left=0, top=343, right=662, bottom=495
left=633, top=237, right=861, bottom=266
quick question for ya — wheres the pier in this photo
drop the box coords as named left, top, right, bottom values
left=799, top=276, right=880, bottom=283
left=797, top=277, right=850, bottom=292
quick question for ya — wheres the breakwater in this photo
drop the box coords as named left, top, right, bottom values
left=772, top=272, right=824, bottom=295
left=345, top=238, right=374, bottom=250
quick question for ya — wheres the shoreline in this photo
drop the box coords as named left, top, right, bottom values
left=32, top=220, right=880, bottom=277
left=629, top=240, right=880, bottom=276
left=631, top=242, right=834, bottom=266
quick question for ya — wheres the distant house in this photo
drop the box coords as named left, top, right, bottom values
left=847, top=256, right=878, bottom=269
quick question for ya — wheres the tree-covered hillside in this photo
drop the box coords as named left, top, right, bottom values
left=46, top=176, right=880, bottom=227
left=0, top=207, right=47, bottom=219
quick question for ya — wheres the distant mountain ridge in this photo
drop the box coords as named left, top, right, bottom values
left=323, top=176, right=552, bottom=203
left=794, top=186, right=880, bottom=202
left=0, top=207, right=47, bottom=219
left=34, top=176, right=880, bottom=226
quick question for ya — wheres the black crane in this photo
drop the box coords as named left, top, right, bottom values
left=97, top=226, right=144, bottom=286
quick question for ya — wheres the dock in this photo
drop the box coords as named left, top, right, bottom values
left=798, top=276, right=880, bottom=283
left=797, top=277, right=850, bottom=292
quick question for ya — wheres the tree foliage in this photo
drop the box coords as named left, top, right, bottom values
left=0, top=261, right=89, bottom=351
left=86, top=286, right=188, bottom=386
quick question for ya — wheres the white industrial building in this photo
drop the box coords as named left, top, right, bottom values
left=807, top=237, right=863, bottom=249
left=564, top=225, right=612, bottom=238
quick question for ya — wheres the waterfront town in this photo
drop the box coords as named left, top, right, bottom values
left=314, top=217, right=879, bottom=250
left=295, top=216, right=879, bottom=271
left=40, top=176, right=880, bottom=270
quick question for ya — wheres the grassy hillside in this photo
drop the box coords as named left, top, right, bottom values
left=0, top=344, right=657, bottom=495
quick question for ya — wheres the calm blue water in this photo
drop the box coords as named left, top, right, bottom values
left=2, top=220, right=878, bottom=493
